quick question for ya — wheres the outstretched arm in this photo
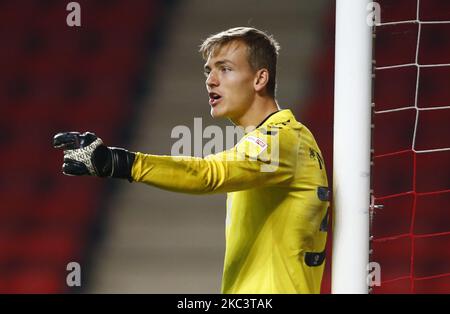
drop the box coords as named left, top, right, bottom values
left=53, top=129, right=297, bottom=194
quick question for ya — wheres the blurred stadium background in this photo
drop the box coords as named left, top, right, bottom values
left=0, top=0, right=448, bottom=293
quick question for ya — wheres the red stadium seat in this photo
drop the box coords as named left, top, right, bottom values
left=0, top=0, right=163, bottom=293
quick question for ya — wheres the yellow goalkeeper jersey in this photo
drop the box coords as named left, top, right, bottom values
left=131, top=109, right=329, bottom=294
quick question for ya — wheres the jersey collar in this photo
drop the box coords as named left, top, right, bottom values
left=257, top=109, right=295, bottom=129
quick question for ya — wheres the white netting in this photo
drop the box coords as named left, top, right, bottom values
left=371, top=0, right=450, bottom=293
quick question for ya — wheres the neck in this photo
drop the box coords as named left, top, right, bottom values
left=231, top=97, right=280, bottom=130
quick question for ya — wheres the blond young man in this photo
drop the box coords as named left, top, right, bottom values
left=54, top=27, right=329, bottom=293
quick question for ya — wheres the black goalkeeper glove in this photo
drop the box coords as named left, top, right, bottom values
left=53, top=131, right=135, bottom=181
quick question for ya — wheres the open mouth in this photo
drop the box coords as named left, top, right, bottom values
left=209, top=92, right=222, bottom=106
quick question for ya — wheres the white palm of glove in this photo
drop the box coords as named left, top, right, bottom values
left=63, top=138, right=104, bottom=175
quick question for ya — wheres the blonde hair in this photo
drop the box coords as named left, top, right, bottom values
left=199, top=27, right=280, bottom=98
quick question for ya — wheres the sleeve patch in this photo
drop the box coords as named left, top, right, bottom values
left=235, top=135, right=269, bottom=159
left=245, top=136, right=267, bottom=151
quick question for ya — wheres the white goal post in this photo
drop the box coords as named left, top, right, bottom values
left=332, top=0, right=373, bottom=293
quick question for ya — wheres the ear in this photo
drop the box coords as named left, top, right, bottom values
left=253, top=69, right=269, bottom=93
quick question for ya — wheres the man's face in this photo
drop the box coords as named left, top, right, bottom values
left=204, top=40, right=256, bottom=120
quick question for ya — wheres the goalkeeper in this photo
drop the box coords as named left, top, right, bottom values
left=53, top=27, right=329, bottom=294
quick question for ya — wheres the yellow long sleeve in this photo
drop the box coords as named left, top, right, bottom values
left=131, top=127, right=297, bottom=194
left=130, top=109, right=330, bottom=293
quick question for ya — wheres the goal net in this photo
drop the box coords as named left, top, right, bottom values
left=371, top=0, right=450, bottom=293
